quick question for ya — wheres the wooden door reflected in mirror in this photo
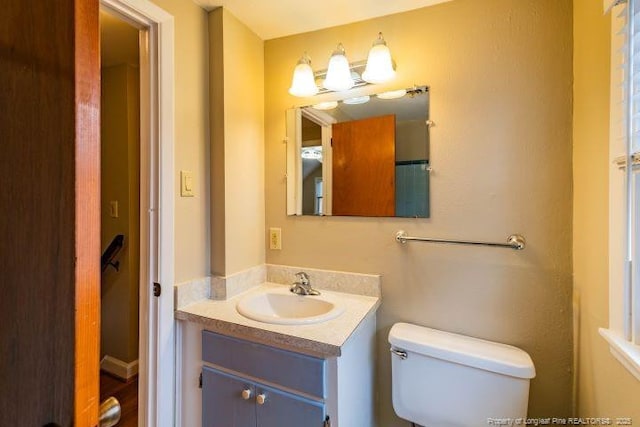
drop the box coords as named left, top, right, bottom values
left=332, top=114, right=396, bottom=216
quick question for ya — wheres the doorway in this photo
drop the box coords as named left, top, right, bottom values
left=99, top=9, right=141, bottom=426
left=97, top=0, right=175, bottom=425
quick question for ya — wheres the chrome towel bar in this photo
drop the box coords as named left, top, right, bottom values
left=395, top=230, right=526, bottom=250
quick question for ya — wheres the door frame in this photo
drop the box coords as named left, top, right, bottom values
left=98, top=1, right=175, bottom=425
left=298, top=109, right=334, bottom=216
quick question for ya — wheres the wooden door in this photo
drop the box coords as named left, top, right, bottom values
left=0, top=0, right=100, bottom=425
left=332, top=114, right=396, bottom=216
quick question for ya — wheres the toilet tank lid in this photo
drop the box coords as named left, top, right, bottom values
left=388, top=323, right=536, bottom=379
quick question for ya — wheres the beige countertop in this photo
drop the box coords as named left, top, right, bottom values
left=175, top=282, right=380, bottom=357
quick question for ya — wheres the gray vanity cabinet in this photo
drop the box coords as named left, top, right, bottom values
left=201, top=331, right=327, bottom=427
left=254, top=382, right=325, bottom=427
left=202, top=367, right=257, bottom=427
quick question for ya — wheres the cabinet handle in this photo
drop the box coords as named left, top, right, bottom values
left=256, top=393, right=267, bottom=405
left=241, top=389, right=252, bottom=400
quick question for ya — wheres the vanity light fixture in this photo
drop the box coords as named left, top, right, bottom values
left=362, top=32, right=396, bottom=84
left=323, top=43, right=355, bottom=92
left=312, top=101, right=339, bottom=110
left=343, top=95, right=370, bottom=105
left=301, top=146, right=323, bottom=161
left=288, top=52, right=319, bottom=97
left=288, top=32, right=397, bottom=97
left=377, top=89, right=407, bottom=100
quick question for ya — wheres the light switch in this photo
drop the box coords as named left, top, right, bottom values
left=181, top=170, right=194, bottom=197
left=109, top=201, right=119, bottom=218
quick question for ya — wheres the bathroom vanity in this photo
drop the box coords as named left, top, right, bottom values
left=175, top=273, right=380, bottom=427
left=200, top=315, right=375, bottom=427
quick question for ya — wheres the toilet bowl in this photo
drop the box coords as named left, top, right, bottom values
left=389, top=323, right=536, bottom=427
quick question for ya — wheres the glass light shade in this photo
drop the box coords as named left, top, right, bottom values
left=312, top=101, right=338, bottom=110
left=377, top=89, right=407, bottom=100
left=343, top=95, right=370, bottom=105
left=362, top=33, right=396, bottom=84
left=301, top=146, right=323, bottom=161
left=323, top=44, right=354, bottom=92
left=289, top=54, right=319, bottom=97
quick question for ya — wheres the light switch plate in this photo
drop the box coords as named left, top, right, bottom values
left=109, top=201, right=119, bottom=218
left=181, top=170, right=194, bottom=197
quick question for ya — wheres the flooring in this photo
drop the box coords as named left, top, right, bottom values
left=100, top=371, right=138, bottom=427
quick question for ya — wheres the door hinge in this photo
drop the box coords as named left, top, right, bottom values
left=199, top=372, right=203, bottom=389
left=153, top=282, right=161, bottom=297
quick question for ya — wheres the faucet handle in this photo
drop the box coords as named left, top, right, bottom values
left=295, top=271, right=310, bottom=285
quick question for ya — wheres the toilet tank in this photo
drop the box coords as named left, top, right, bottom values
left=389, top=323, right=536, bottom=427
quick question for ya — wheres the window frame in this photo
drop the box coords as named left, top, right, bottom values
left=599, top=0, right=640, bottom=381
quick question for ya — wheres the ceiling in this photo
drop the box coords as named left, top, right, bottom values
left=191, top=0, right=452, bottom=40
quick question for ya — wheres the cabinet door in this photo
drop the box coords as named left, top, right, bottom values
left=202, top=366, right=257, bottom=427
left=256, top=384, right=325, bottom=427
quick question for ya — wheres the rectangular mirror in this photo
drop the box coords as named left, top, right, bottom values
left=286, top=85, right=430, bottom=217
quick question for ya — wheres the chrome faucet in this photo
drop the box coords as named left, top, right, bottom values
left=290, top=272, right=320, bottom=296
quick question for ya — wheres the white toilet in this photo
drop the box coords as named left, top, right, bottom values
left=389, top=323, right=536, bottom=427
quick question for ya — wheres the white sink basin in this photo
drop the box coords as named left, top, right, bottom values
left=236, top=289, right=345, bottom=325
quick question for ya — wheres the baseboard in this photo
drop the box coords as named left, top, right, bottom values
left=100, top=355, right=139, bottom=381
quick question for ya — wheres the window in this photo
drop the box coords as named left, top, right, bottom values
left=600, top=0, right=640, bottom=380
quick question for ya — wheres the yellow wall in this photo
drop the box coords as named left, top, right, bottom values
left=265, top=0, right=573, bottom=423
left=101, top=63, right=140, bottom=363
left=151, top=0, right=210, bottom=283
left=209, top=8, right=265, bottom=276
left=126, top=62, right=141, bottom=357
left=573, top=0, right=640, bottom=420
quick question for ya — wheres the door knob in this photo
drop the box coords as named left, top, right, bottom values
left=99, top=396, right=121, bottom=427
left=256, top=393, right=266, bottom=405
left=241, top=389, right=252, bottom=400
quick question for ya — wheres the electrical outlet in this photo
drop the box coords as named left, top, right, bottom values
left=269, top=227, right=282, bottom=250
